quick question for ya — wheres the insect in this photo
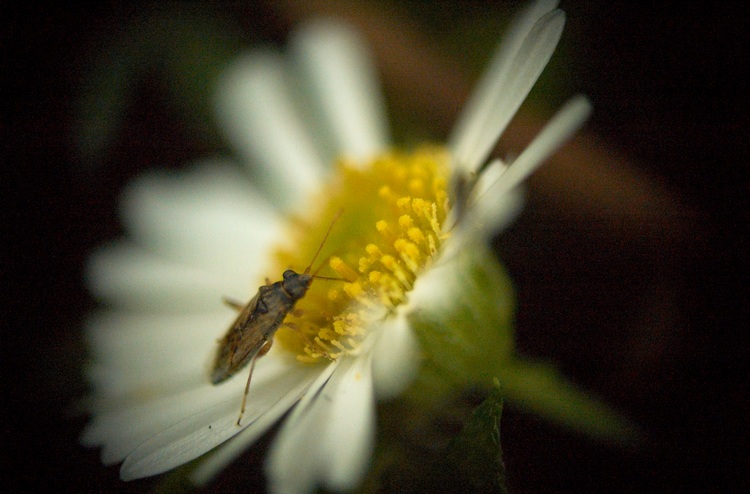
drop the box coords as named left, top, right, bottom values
left=211, top=212, right=342, bottom=426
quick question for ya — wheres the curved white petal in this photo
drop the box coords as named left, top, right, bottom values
left=453, top=96, right=590, bottom=243
left=214, top=50, right=327, bottom=210
left=83, top=345, right=308, bottom=464
left=450, top=6, right=565, bottom=173
left=455, top=164, right=526, bottom=243
left=189, top=356, right=332, bottom=487
left=261, top=361, right=338, bottom=493
left=291, top=19, right=389, bottom=164
left=86, top=243, right=251, bottom=311
left=121, top=160, right=282, bottom=274
left=86, top=378, right=242, bottom=465
left=119, top=351, right=320, bottom=480
left=83, top=311, right=227, bottom=399
left=371, top=315, right=421, bottom=400
left=189, top=406, right=285, bottom=486
left=449, top=0, right=559, bottom=162
left=472, top=157, right=507, bottom=197
left=266, top=356, right=374, bottom=494
left=474, top=95, right=591, bottom=202
left=321, top=355, right=375, bottom=490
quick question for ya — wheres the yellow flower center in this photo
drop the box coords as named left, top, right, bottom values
left=271, top=146, right=451, bottom=363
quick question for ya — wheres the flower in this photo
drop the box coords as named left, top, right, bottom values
left=81, top=0, right=596, bottom=492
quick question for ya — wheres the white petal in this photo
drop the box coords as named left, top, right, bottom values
left=449, top=0, right=559, bottom=163
left=190, top=353, right=330, bottom=487
left=453, top=96, right=590, bottom=242
left=121, top=160, right=282, bottom=274
left=291, top=19, right=389, bottom=163
left=85, top=380, right=240, bottom=464
left=474, top=95, right=591, bottom=201
left=119, top=352, right=319, bottom=480
left=189, top=388, right=286, bottom=487
left=450, top=6, right=565, bottom=172
left=321, top=355, right=375, bottom=491
left=371, top=315, right=421, bottom=400
left=214, top=50, right=327, bottom=210
left=453, top=160, right=526, bottom=242
left=189, top=409, right=284, bottom=486
left=86, top=243, right=251, bottom=311
left=83, top=311, right=226, bottom=399
left=264, top=362, right=338, bottom=494
left=266, top=357, right=375, bottom=494
left=472, top=157, right=508, bottom=197
left=84, top=344, right=307, bottom=465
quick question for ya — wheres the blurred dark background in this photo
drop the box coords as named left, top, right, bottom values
left=3, top=1, right=748, bottom=492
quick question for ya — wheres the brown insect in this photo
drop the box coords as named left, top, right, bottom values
left=211, top=212, right=342, bottom=426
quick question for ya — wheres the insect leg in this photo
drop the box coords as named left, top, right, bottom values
left=236, top=339, right=274, bottom=426
left=237, top=356, right=258, bottom=426
left=222, top=297, right=245, bottom=311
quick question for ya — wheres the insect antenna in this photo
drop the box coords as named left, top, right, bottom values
left=310, top=261, right=351, bottom=282
left=303, top=209, right=344, bottom=275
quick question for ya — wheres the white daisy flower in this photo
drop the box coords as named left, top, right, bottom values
left=82, top=0, right=596, bottom=492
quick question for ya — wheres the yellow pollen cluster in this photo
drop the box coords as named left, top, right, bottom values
left=270, top=147, right=450, bottom=363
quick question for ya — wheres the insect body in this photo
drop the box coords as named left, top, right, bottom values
left=210, top=269, right=312, bottom=385
left=211, top=212, right=341, bottom=425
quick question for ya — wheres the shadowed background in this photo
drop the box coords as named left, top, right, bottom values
left=3, top=1, right=747, bottom=492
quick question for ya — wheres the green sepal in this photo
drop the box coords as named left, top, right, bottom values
left=406, top=241, right=516, bottom=406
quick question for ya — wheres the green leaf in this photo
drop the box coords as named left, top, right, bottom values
left=445, top=378, right=507, bottom=493
left=364, top=382, right=506, bottom=494
left=497, top=359, right=643, bottom=443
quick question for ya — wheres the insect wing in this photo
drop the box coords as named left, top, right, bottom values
left=211, top=290, right=269, bottom=384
